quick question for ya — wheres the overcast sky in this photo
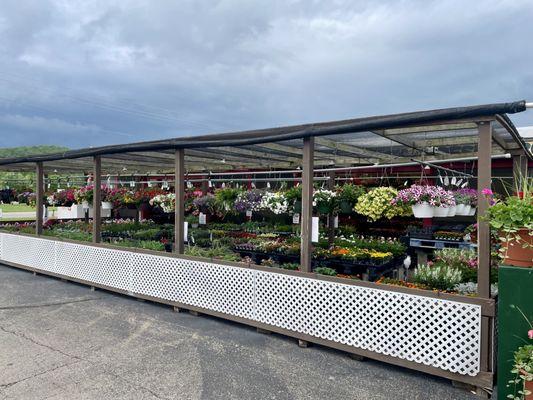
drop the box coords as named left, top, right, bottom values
left=0, top=0, right=532, bottom=149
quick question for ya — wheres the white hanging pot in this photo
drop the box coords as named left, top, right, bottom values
left=455, top=204, right=466, bottom=215
left=101, top=201, right=113, bottom=210
left=468, top=207, right=476, bottom=216
left=433, top=206, right=449, bottom=217
left=462, top=205, right=472, bottom=215
left=412, top=202, right=434, bottom=218
left=82, top=200, right=89, bottom=209
left=447, top=205, right=457, bottom=217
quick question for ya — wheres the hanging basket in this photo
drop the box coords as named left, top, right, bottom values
left=293, top=200, right=302, bottom=214
left=447, top=205, right=457, bottom=217
left=411, top=202, right=434, bottom=218
left=455, top=204, right=468, bottom=215
left=317, top=203, right=331, bottom=215
left=101, top=201, right=113, bottom=210
left=339, top=200, right=354, bottom=215
left=433, top=206, right=449, bottom=217
left=468, top=207, right=476, bottom=216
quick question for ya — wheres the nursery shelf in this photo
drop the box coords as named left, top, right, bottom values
left=409, top=238, right=477, bottom=250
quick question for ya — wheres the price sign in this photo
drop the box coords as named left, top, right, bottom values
left=292, top=213, right=300, bottom=224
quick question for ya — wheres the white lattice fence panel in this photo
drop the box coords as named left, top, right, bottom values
left=55, top=242, right=131, bottom=291
left=254, top=270, right=481, bottom=376
left=1, top=234, right=56, bottom=271
left=0, top=233, right=482, bottom=376
left=128, top=254, right=256, bottom=318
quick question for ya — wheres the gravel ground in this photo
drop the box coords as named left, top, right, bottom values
left=0, top=264, right=479, bottom=400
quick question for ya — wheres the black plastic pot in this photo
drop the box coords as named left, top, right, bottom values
left=293, top=200, right=302, bottom=214
left=339, top=200, right=354, bottom=215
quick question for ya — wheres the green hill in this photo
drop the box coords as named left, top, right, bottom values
left=0, top=146, right=69, bottom=191
left=0, top=145, right=68, bottom=159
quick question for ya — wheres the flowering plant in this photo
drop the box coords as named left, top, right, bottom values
left=413, top=263, right=463, bottom=291
left=392, top=185, right=455, bottom=207
left=454, top=188, right=477, bottom=206
left=313, top=189, right=338, bottom=214
left=136, top=189, right=165, bottom=206
left=431, top=187, right=455, bottom=207
left=234, top=190, right=263, bottom=213
left=193, top=194, right=216, bottom=214
left=149, top=193, right=175, bottom=213
left=74, top=186, right=94, bottom=204
left=355, top=187, right=411, bottom=221
left=47, top=189, right=76, bottom=207
left=260, top=192, right=289, bottom=215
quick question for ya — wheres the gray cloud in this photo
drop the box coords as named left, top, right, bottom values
left=0, top=0, right=532, bottom=149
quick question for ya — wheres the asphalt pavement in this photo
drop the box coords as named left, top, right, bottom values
left=0, top=264, right=479, bottom=400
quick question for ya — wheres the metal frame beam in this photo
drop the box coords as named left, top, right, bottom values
left=175, top=149, right=185, bottom=254
left=93, top=156, right=102, bottom=243
left=300, top=136, right=314, bottom=273
left=35, top=162, right=44, bottom=235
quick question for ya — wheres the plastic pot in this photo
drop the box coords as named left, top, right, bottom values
left=411, top=202, right=434, bottom=218
left=501, top=229, right=533, bottom=267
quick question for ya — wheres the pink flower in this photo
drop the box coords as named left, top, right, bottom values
left=481, top=188, right=493, bottom=196
left=528, top=330, right=533, bottom=340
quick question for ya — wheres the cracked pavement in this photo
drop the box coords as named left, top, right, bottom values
left=0, top=264, right=479, bottom=400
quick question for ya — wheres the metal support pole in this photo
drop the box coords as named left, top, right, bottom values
left=93, top=156, right=101, bottom=243
left=327, top=170, right=336, bottom=244
left=477, top=122, right=492, bottom=298
left=175, top=149, right=185, bottom=254
left=477, top=121, right=493, bottom=379
left=35, top=162, right=44, bottom=235
left=201, top=177, right=208, bottom=195
left=300, top=136, right=314, bottom=272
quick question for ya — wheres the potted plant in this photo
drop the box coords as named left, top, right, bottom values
left=101, top=187, right=115, bottom=210
left=336, top=184, right=365, bottom=214
left=454, top=189, right=473, bottom=216
left=214, top=188, right=242, bottom=215
left=486, top=181, right=533, bottom=267
left=433, top=187, right=455, bottom=217
left=149, top=193, right=176, bottom=213
left=234, top=190, right=263, bottom=215
left=313, top=189, right=338, bottom=215
left=284, top=186, right=302, bottom=214
left=75, top=185, right=94, bottom=208
left=193, top=193, right=216, bottom=214
left=393, top=185, right=452, bottom=218
left=356, top=186, right=411, bottom=221
left=260, top=192, right=289, bottom=215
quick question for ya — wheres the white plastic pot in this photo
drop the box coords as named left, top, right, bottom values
left=468, top=207, right=476, bottom=216
left=434, top=206, right=449, bottom=217
left=447, top=205, right=457, bottom=217
left=455, top=204, right=467, bottom=215
left=102, top=201, right=113, bottom=210
left=412, top=202, right=434, bottom=218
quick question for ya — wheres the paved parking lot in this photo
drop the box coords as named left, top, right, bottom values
left=0, top=264, right=478, bottom=400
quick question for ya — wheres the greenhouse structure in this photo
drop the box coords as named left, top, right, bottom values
left=0, top=100, right=532, bottom=397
